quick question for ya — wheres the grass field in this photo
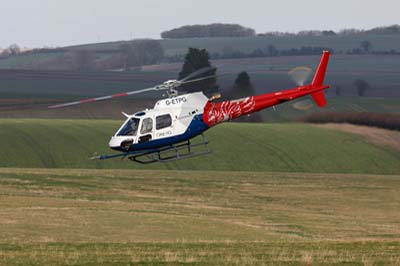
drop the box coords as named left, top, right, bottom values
left=0, top=119, right=399, bottom=174
left=0, top=168, right=399, bottom=265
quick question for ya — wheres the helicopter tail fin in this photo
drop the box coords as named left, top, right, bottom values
left=311, top=50, right=330, bottom=87
left=310, top=50, right=330, bottom=107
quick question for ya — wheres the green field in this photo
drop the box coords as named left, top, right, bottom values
left=0, top=119, right=399, bottom=174
left=0, top=168, right=399, bottom=265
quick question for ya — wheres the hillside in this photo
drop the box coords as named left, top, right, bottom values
left=42, top=33, right=400, bottom=55
left=1, top=119, right=399, bottom=174
left=1, top=33, right=400, bottom=70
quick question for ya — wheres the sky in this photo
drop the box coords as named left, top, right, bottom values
left=1, top=0, right=399, bottom=48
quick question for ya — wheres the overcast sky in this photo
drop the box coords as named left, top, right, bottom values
left=1, top=0, right=399, bottom=48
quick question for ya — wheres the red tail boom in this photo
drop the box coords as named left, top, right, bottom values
left=203, top=51, right=331, bottom=127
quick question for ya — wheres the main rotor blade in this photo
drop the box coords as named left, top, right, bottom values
left=48, top=66, right=218, bottom=109
left=179, top=66, right=216, bottom=82
left=179, top=74, right=218, bottom=85
left=48, top=86, right=156, bottom=109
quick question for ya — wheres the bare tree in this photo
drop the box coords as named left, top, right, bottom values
left=73, top=50, right=95, bottom=71
left=0, top=44, right=21, bottom=58
left=266, top=45, right=279, bottom=56
left=360, top=40, right=372, bottom=53
left=353, top=79, right=370, bottom=96
left=0, top=49, right=10, bottom=58
left=119, top=40, right=164, bottom=70
left=119, top=43, right=136, bottom=70
left=8, top=44, right=21, bottom=55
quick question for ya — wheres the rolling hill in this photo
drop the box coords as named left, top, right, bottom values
left=1, top=119, right=399, bottom=174
left=1, top=33, right=400, bottom=70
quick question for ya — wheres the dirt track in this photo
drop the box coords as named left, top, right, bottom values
left=317, top=123, right=400, bottom=151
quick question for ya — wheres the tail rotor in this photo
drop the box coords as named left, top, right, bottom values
left=288, top=66, right=314, bottom=111
left=288, top=66, right=313, bottom=86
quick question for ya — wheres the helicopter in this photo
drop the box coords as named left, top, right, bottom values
left=49, top=51, right=331, bottom=163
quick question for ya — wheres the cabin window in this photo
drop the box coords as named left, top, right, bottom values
left=156, top=114, right=172, bottom=130
left=117, top=118, right=140, bottom=136
left=140, top=118, right=153, bottom=134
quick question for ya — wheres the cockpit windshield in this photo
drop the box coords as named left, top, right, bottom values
left=117, top=118, right=140, bottom=136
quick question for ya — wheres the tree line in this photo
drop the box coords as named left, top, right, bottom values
left=161, top=24, right=400, bottom=39
left=257, top=25, right=400, bottom=37
left=165, top=40, right=399, bottom=63
left=161, top=23, right=256, bottom=39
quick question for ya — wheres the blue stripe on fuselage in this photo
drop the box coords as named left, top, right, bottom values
left=119, top=114, right=209, bottom=152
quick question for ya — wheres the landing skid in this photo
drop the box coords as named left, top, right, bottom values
left=91, top=134, right=211, bottom=164
left=128, top=134, right=211, bottom=164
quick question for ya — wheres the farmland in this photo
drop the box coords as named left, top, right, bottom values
left=1, top=33, right=400, bottom=72
left=0, top=168, right=399, bottom=265
left=1, top=95, right=399, bottom=123
left=1, top=53, right=400, bottom=122
left=1, top=55, right=400, bottom=99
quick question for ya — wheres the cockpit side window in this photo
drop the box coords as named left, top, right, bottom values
left=156, top=114, right=172, bottom=130
left=140, top=117, right=153, bottom=134
left=117, top=118, right=140, bottom=136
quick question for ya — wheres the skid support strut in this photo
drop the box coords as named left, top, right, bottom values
left=128, top=134, right=211, bottom=164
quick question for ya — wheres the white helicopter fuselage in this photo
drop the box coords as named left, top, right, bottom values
left=109, top=92, right=210, bottom=151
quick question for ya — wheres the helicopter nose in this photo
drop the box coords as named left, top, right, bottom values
left=109, top=136, right=134, bottom=151
left=108, top=137, right=120, bottom=149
